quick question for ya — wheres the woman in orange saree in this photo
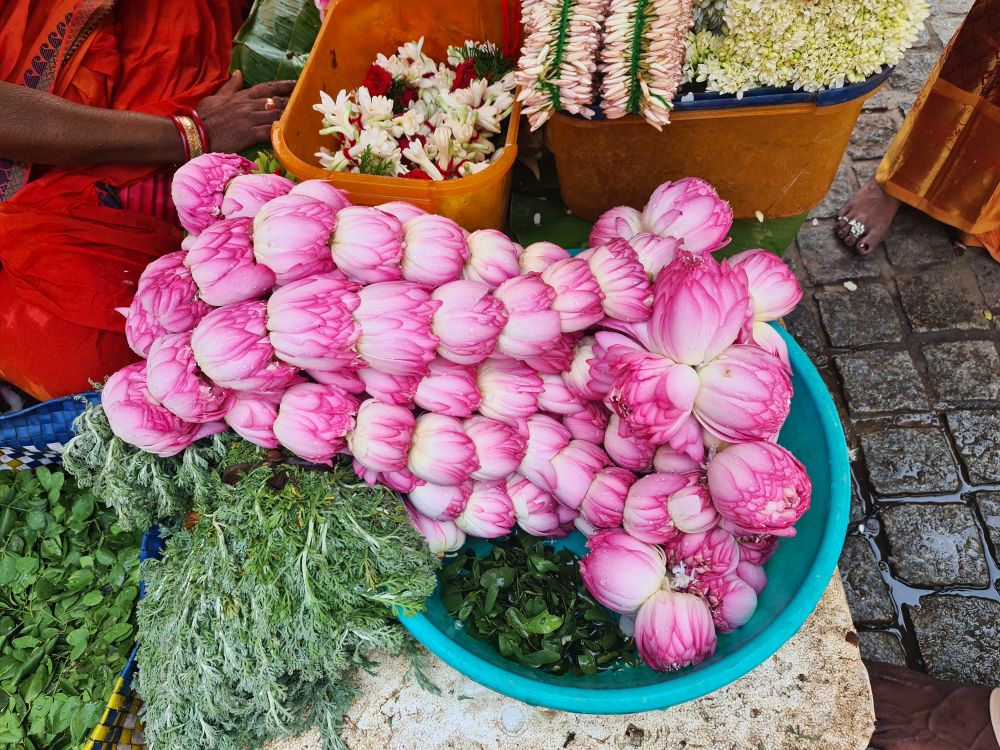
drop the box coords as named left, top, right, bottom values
left=0, top=0, right=293, bottom=400
left=834, top=0, right=1000, bottom=258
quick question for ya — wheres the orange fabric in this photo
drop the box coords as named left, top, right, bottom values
left=0, top=0, right=243, bottom=400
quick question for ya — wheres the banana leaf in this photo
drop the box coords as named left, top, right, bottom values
left=230, top=0, right=322, bottom=86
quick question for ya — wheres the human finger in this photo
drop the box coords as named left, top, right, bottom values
left=217, top=70, right=244, bottom=95
left=245, top=80, right=297, bottom=99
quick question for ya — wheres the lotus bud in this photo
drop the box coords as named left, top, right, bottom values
left=184, top=217, right=276, bottom=306
left=456, top=480, right=516, bottom=538
left=630, top=232, right=680, bottom=276
left=225, top=390, right=281, bottom=448
left=579, top=529, right=666, bottom=615
left=668, top=484, right=718, bottom=534
left=401, top=214, right=470, bottom=287
left=221, top=173, right=294, bottom=220
left=634, top=589, right=717, bottom=671
left=290, top=179, right=352, bottom=212
left=431, top=280, right=507, bottom=365
left=575, top=516, right=598, bottom=537
left=252, top=194, right=338, bottom=284
left=272, top=382, right=359, bottom=464
left=589, top=205, right=642, bottom=247
left=728, top=248, right=802, bottom=322
left=348, top=398, right=415, bottom=473
left=664, top=528, right=740, bottom=576
left=463, top=415, right=527, bottom=481
left=623, top=472, right=689, bottom=544
left=102, top=362, right=224, bottom=458
left=564, top=336, right=615, bottom=401
left=146, top=332, right=233, bottom=423
left=405, top=502, right=466, bottom=554
left=414, top=359, right=482, bottom=417
left=707, top=441, right=811, bottom=537
left=562, top=402, right=609, bottom=444
left=191, top=300, right=300, bottom=392
left=329, top=206, right=405, bottom=283
left=519, top=241, right=570, bottom=274
left=507, top=473, right=566, bottom=537
left=550, top=439, right=610, bottom=510
left=357, top=368, right=420, bottom=406
left=666, top=415, right=707, bottom=465
left=494, top=274, right=562, bottom=358
left=171, top=152, right=254, bottom=235
left=463, top=229, right=521, bottom=289
left=309, top=364, right=364, bottom=392
left=521, top=331, right=580, bottom=374
left=518, top=414, right=572, bottom=493
left=736, top=561, right=768, bottom=595
left=476, top=357, right=543, bottom=424
left=537, top=373, right=586, bottom=415
left=408, top=413, right=479, bottom=486
left=640, top=178, right=732, bottom=254
left=354, top=281, right=440, bottom=376
left=604, top=414, right=654, bottom=472
left=742, top=320, right=791, bottom=373
left=556, top=502, right=578, bottom=534
left=376, top=200, right=426, bottom=223
left=693, top=572, right=758, bottom=633
left=607, top=351, right=701, bottom=444
left=380, top=467, right=425, bottom=493
left=653, top=443, right=704, bottom=474
left=540, top=258, right=605, bottom=332
left=580, top=466, right=636, bottom=529
left=586, top=239, right=651, bottom=322
left=735, top=534, right=780, bottom=565
left=408, top=479, right=472, bottom=521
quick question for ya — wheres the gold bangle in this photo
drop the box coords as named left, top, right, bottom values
left=175, top=115, right=204, bottom=159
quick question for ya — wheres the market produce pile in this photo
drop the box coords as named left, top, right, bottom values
left=90, top=151, right=810, bottom=676
left=313, top=40, right=516, bottom=180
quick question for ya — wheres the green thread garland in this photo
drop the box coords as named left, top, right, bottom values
left=625, top=0, right=651, bottom=114
left=540, top=0, right=576, bottom=112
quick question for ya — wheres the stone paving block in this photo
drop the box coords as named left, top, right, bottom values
left=896, top=264, right=991, bottom=332
left=931, top=15, right=963, bottom=45
left=857, top=631, right=907, bottom=667
left=836, top=351, right=929, bottom=414
left=810, top=160, right=856, bottom=219
left=796, top=220, right=882, bottom=285
left=852, top=159, right=880, bottom=188
left=849, top=485, right=866, bottom=527
left=839, top=537, right=895, bottom=623
left=881, top=503, right=989, bottom=588
left=891, top=50, right=940, bottom=96
left=816, top=285, right=904, bottom=348
left=884, top=208, right=956, bottom=268
left=967, top=247, right=1000, bottom=310
left=907, top=595, right=1000, bottom=686
left=861, top=428, right=961, bottom=496
left=848, top=112, right=899, bottom=161
left=973, top=491, right=1000, bottom=559
left=783, top=302, right=828, bottom=367
left=923, top=341, right=1000, bottom=402
left=932, top=0, right=975, bottom=14
left=946, top=410, right=1000, bottom=485
left=862, top=86, right=895, bottom=112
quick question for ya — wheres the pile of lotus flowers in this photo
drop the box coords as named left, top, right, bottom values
left=104, top=152, right=810, bottom=673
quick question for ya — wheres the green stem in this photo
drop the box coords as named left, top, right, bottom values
left=626, top=0, right=651, bottom=114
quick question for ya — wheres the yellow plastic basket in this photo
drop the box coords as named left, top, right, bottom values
left=83, top=647, right=146, bottom=749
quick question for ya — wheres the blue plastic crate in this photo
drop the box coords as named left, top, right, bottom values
left=0, top=392, right=100, bottom=470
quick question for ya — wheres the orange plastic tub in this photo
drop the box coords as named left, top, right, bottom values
left=546, top=71, right=890, bottom=222
left=272, top=0, right=521, bottom=231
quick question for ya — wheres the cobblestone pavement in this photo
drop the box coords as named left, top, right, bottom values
left=785, top=0, right=1000, bottom=687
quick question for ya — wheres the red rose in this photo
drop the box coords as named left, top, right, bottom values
left=404, top=170, right=433, bottom=180
left=400, top=88, right=419, bottom=107
left=451, top=59, right=478, bottom=91
left=361, top=64, right=393, bottom=96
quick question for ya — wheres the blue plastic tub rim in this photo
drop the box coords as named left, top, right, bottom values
left=399, top=324, right=851, bottom=714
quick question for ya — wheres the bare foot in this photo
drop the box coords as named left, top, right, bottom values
left=835, top=179, right=901, bottom=256
left=866, top=660, right=999, bottom=750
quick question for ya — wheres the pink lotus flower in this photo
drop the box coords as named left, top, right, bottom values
left=665, top=528, right=740, bottom=576
left=252, top=194, right=338, bottom=284
left=653, top=444, right=704, bottom=474
left=742, top=320, right=791, bottom=372
left=521, top=331, right=580, bottom=375
left=146, top=332, right=233, bottom=423
left=431, top=280, right=507, bottom=365
left=121, top=251, right=212, bottom=357
left=310, top=365, right=364, bottom=393
left=224, top=390, right=281, bottom=448
left=171, top=153, right=255, bottom=235
left=329, top=206, right=405, bottom=283
left=607, top=351, right=701, bottom=444
left=586, top=239, right=651, bottom=322
left=102, top=362, right=224, bottom=457
left=540, top=258, right=605, bottom=332
left=640, top=178, right=733, bottom=254
left=266, top=272, right=362, bottom=371
left=184, top=217, right=276, bottom=307
left=405, top=502, right=466, bottom=554
left=707, top=441, right=811, bottom=537
left=379, top=467, right=425, bottom=493
left=476, top=356, right=543, bottom=423
left=414, top=359, right=481, bottom=417
left=575, top=516, right=598, bottom=537
left=507, top=473, right=566, bottom=537
left=537, top=373, right=586, bottom=415
left=456, top=480, right=516, bottom=538
left=564, top=336, right=615, bottom=401
left=736, top=561, right=768, bottom=595
left=668, top=484, right=718, bottom=534
left=634, top=589, right=717, bottom=671
left=580, top=529, right=666, bottom=614
left=693, top=572, right=758, bottom=633
left=629, top=232, right=681, bottom=276
left=519, top=242, right=570, bottom=274
left=563, top=403, right=609, bottom=444
left=220, top=173, right=294, bottom=220
left=648, top=252, right=751, bottom=366
left=493, top=274, right=562, bottom=359
left=290, top=180, right=352, bottom=212
left=400, top=214, right=470, bottom=288
left=463, top=229, right=522, bottom=289
left=408, top=480, right=472, bottom=521
left=354, top=281, right=440, bottom=376
left=623, top=472, right=689, bottom=544
left=665, top=415, right=708, bottom=465
left=376, top=200, right=426, bottom=223
left=191, top=300, right=300, bottom=392
left=408, top=413, right=479, bottom=485
left=580, top=466, right=635, bottom=528
left=589, top=205, right=642, bottom=248
left=694, top=345, right=792, bottom=443
left=604, top=413, right=654, bottom=472
left=556, top=502, right=579, bottom=534
left=550, top=439, right=609, bottom=509
left=735, top=534, right=779, bottom=565
left=348, top=398, right=415, bottom=473
left=729, top=248, right=802, bottom=322
left=463, top=415, right=527, bottom=481
left=357, top=368, right=420, bottom=406
left=273, top=383, right=359, bottom=464
left=518, top=414, right=572, bottom=493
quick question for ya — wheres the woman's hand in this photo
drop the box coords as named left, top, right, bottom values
left=195, top=71, right=296, bottom=153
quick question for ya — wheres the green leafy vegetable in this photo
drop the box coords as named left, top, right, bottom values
left=357, top=145, right=397, bottom=176
left=440, top=532, right=640, bottom=676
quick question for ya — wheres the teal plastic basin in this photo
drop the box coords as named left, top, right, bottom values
left=399, top=324, right=850, bottom=713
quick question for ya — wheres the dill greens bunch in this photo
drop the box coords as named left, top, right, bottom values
left=134, top=441, right=439, bottom=750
